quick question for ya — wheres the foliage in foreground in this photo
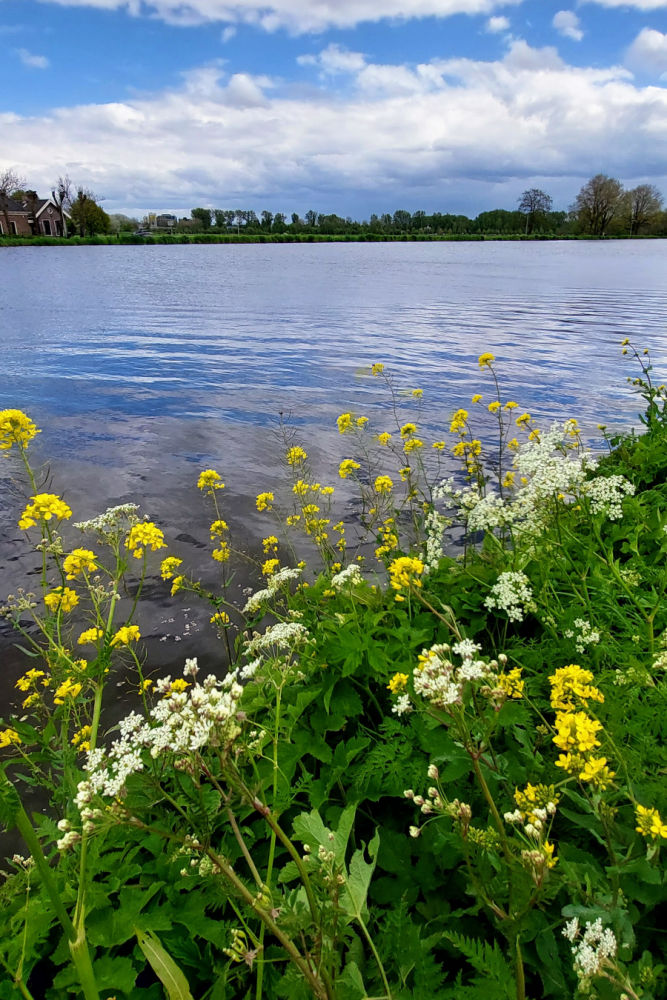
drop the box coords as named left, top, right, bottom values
left=0, top=342, right=665, bottom=1000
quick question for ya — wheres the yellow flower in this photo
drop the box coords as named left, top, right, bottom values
left=139, top=678, right=153, bottom=692
left=125, top=522, right=166, bottom=558
left=471, top=394, right=483, bottom=404
left=212, top=542, right=231, bottom=563
left=0, top=409, right=40, bottom=450
left=165, top=678, right=190, bottom=696
left=478, top=352, right=495, bottom=368
left=262, top=535, right=278, bottom=553
left=387, top=672, right=409, bottom=693
left=320, top=485, right=335, bottom=495
left=110, top=624, right=141, bottom=647
left=432, top=441, right=446, bottom=450
left=197, top=469, right=224, bottom=491
left=411, top=388, right=423, bottom=398
left=337, top=413, right=353, bottom=433
left=621, top=337, right=630, bottom=346
left=286, top=446, right=307, bottom=465
left=504, top=400, right=518, bottom=410
left=507, top=437, right=519, bottom=450
left=0, top=728, right=21, bottom=747
left=63, top=548, right=98, bottom=580
left=635, top=804, right=667, bottom=840
left=45, top=587, right=79, bottom=613
left=286, top=514, right=301, bottom=525
left=549, top=664, right=604, bottom=712
left=553, top=711, right=602, bottom=754
left=256, top=492, right=274, bottom=511
left=356, top=416, right=369, bottom=427
left=449, top=409, right=468, bottom=433
left=302, top=503, right=320, bottom=515
left=371, top=363, right=384, bottom=376
left=374, top=475, right=393, bottom=494
left=210, top=611, right=230, bottom=626
left=71, top=725, right=92, bottom=751
left=498, top=668, right=524, bottom=699
left=160, top=556, right=183, bottom=580
left=400, top=422, right=417, bottom=439
left=77, top=627, right=104, bottom=645
left=516, top=413, right=532, bottom=427
left=19, top=493, right=72, bottom=530
left=262, top=558, right=279, bottom=576
left=171, top=575, right=185, bottom=595
left=403, top=438, right=423, bottom=453
left=502, top=471, right=515, bottom=488
left=541, top=842, right=557, bottom=869
left=53, top=677, right=83, bottom=704
left=579, top=756, right=615, bottom=788
left=15, top=668, right=47, bottom=692
left=388, top=556, right=424, bottom=592
left=339, top=459, right=361, bottom=479
left=292, top=480, right=310, bottom=496
left=488, top=401, right=501, bottom=413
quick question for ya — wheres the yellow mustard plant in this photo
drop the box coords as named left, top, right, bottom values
left=0, top=408, right=40, bottom=450
left=449, top=409, right=468, bottom=434
left=262, top=558, right=279, bottom=576
left=125, top=522, right=166, bottom=558
left=0, top=728, right=21, bottom=747
left=286, top=446, right=307, bottom=465
left=19, top=493, right=72, bottom=530
left=160, top=556, right=183, bottom=580
left=371, top=362, right=384, bottom=376
left=77, top=627, right=104, bottom=645
left=256, top=491, right=274, bottom=511
left=110, top=625, right=141, bottom=647
left=374, top=475, right=393, bottom=494
left=478, top=352, right=495, bottom=368
left=63, top=548, right=98, bottom=580
left=549, top=664, right=604, bottom=712
left=498, top=668, right=524, bottom=699
left=44, top=586, right=79, bottom=613
left=387, top=673, right=409, bottom=693
left=53, top=677, right=83, bottom=704
left=212, top=541, right=231, bottom=563
left=197, top=469, right=224, bottom=491
left=377, top=432, right=392, bottom=445
left=400, top=422, right=417, bottom=439
left=388, top=556, right=424, bottom=594
left=635, top=805, right=667, bottom=840
left=337, top=413, right=353, bottom=433
left=339, top=459, right=360, bottom=479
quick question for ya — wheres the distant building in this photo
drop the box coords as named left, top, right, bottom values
left=155, top=214, right=177, bottom=230
left=0, top=195, right=70, bottom=237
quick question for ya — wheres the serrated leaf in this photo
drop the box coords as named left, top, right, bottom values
left=340, top=831, right=379, bottom=922
left=0, top=771, right=22, bottom=830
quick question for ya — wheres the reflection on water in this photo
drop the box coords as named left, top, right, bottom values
left=1, top=240, right=666, bottom=701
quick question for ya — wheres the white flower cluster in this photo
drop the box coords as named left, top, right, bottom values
left=74, top=503, right=141, bottom=537
left=412, top=639, right=495, bottom=710
left=564, top=618, right=601, bottom=654
left=331, top=563, right=362, bottom=589
left=504, top=801, right=557, bottom=839
left=75, top=665, right=243, bottom=811
left=484, top=571, right=533, bottom=622
left=244, top=621, right=310, bottom=655
left=423, top=508, right=451, bottom=573
left=580, top=474, right=635, bottom=521
left=563, top=918, right=617, bottom=980
left=243, top=566, right=302, bottom=614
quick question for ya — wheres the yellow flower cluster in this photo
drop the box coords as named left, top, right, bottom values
left=549, top=665, right=614, bottom=789
left=256, top=491, right=274, bottom=511
left=374, top=475, right=393, bottom=494
left=210, top=519, right=228, bottom=539
left=160, top=556, right=183, bottom=580
left=375, top=518, right=399, bottom=559
left=403, top=438, right=423, bottom=453
left=497, top=667, right=524, bottom=699
left=339, top=459, right=360, bottom=479
left=377, top=432, right=392, bottom=446
left=514, top=783, right=560, bottom=826
left=63, top=548, right=98, bottom=580
left=262, top=558, right=279, bottom=576
left=197, top=469, right=224, bottom=491
left=15, top=668, right=48, bottom=692
left=449, top=409, right=468, bottom=434
left=400, top=422, right=417, bottom=439
left=387, top=672, right=409, bottom=693
left=45, top=586, right=79, bottom=613
left=210, top=611, right=230, bottom=626
left=478, top=352, right=495, bottom=368
left=262, top=535, right=278, bottom=554
left=212, top=541, right=230, bottom=563
left=0, top=728, right=21, bottom=748
left=125, top=522, right=166, bottom=559
left=0, top=409, right=40, bottom=450
left=54, top=677, right=83, bottom=704
left=337, top=412, right=353, bottom=433
left=388, top=556, right=424, bottom=595
left=78, top=627, right=104, bottom=645
left=371, top=363, right=384, bottom=376
left=71, top=725, right=92, bottom=752
left=286, top=446, right=307, bottom=466
left=19, top=493, right=72, bottom=530
left=110, top=624, right=141, bottom=647
left=635, top=804, right=667, bottom=841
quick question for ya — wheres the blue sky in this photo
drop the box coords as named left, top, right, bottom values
left=2, top=0, right=667, bottom=219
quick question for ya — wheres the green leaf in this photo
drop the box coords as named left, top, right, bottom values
left=135, top=928, right=195, bottom=1000
left=336, top=961, right=367, bottom=1000
left=0, top=771, right=22, bottom=830
left=340, top=831, right=380, bottom=923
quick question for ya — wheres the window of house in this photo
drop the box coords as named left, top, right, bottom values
left=43, top=220, right=51, bottom=236
left=11, top=221, right=18, bottom=235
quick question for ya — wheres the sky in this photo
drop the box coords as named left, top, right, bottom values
left=1, top=0, right=667, bottom=220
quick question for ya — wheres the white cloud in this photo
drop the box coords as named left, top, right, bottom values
left=4, top=42, right=665, bottom=217
left=32, top=0, right=524, bottom=33
left=297, top=44, right=366, bottom=75
left=221, top=25, right=236, bottom=41
left=16, top=47, right=50, bottom=68
left=553, top=10, right=583, bottom=41
left=485, top=15, right=510, bottom=33
left=627, top=27, right=667, bottom=74
left=584, top=0, right=667, bottom=8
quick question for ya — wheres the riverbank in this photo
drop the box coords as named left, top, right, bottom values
left=1, top=231, right=662, bottom=247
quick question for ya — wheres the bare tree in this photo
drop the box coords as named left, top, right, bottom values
left=517, top=188, right=553, bottom=234
left=571, top=174, right=624, bottom=236
left=0, top=166, right=26, bottom=235
left=624, top=184, right=663, bottom=236
left=52, top=175, right=72, bottom=237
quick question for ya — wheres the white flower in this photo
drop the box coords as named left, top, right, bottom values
left=562, top=918, right=579, bottom=942
left=245, top=621, right=310, bottom=654
left=331, top=564, right=362, bottom=589
left=392, top=693, right=413, bottom=716
left=580, top=474, right=635, bottom=521
left=484, top=571, right=533, bottom=622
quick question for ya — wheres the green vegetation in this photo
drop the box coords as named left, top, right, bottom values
left=0, top=343, right=665, bottom=1000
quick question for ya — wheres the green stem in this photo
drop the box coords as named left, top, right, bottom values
left=470, top=755, right=512, bottom=864
left=356, top=914, right=393, bottom=1000
left=515, top=937, right=526, bottom=1000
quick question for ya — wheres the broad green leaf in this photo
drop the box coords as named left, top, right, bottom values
left=135, top=928, right=195, bottom=1000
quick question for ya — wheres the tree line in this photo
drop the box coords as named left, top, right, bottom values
left=1, top=169, right=665, bottom=239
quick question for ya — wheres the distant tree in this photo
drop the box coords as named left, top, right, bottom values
left=517, top=188, right=553, bottom=234
left=272, top=213, right=287, bottom=233
left=475, top=209, right=524, bottom=234
left=52, top=175, right=72, bottom=237
left=290, top=212, right=302, bottom=230
left=412, top=210, right=427, bottom=230
left=571, top=174, right=624, bottom=236
left=69, top=189, right=110, bottom=236
left=392, top=209, right=411, bottom=231
left=108, top=213, right=139, bottom=233
left=0, top=166, right=25, bottom=235
left=304, top=209, right=318, bottom=228
left=623, top=184, right=664, bottom=236
left=191, top=207, right=212, bottom=230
